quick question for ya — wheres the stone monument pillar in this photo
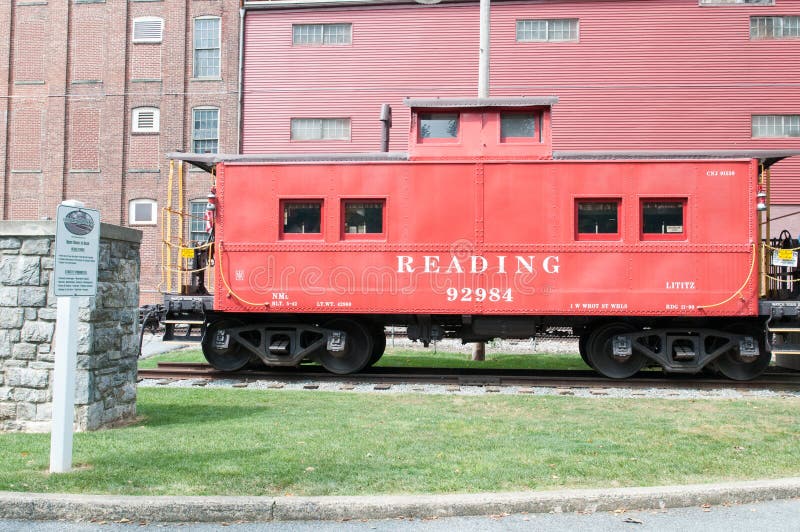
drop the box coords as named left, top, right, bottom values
left=0, top=221, right=142, bottom=432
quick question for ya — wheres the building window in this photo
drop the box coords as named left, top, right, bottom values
left=752, top=115, right=800, bottom=137
left=192, top=107, right=219, bottom=153
left=641, top=200, right=685, bottom=239
left=419, top=113, right=459, bottom=140
left=516, top=19, right=579, bottom=42
left=751, top=16, right=800, bottom=39
left=343, top=200, right=384, bottom=237
left=129, top=199, right=157, bottom=226
left=576, top=200, right=620, bottom=240
left=132, top=17, right=164, bottom=44
left=282, top=201, right=322, bottom=237
left=189, top=200, right=209, bottom=244
left=193, top=17, right=221, bottom=78
left=132, top=107, right=159, bottom=133
left=290, top=118, right=350, bottom=141
left=292, top=23, right=352, bottom=45
left=500, top=112, right=539, bottom=142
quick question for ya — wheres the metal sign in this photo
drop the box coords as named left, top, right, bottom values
left=54, top=204, right=100, bottom=297
left=772, top=249, right=798, bottom=268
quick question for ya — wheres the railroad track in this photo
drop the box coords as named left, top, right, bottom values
left=138, top=362, right=800, bottom=392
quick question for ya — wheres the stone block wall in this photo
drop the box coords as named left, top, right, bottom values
left=0, top=221, right=142, bottom=432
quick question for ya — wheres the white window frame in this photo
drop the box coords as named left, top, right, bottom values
left=752, top=115, right=800, bottom=138
left=700, top=0, right=773, bottom=5
left=292, top=23, right=352, bottom=46
left=192, top=106, right=220, bottom=154
left=751, top=16, right=800, bottom=39
left=516, top=19, right=579, bottom=43
left=189, top=199, right=209, bottom=243
left=129, top=199, right=157, bottom=226
left=132, top=17, right=164, bottom=44
left=290, top=118, right=351, bottom=141
left=132, top=107, right=160, bottom=133
left=193, top=16, right=221, bottom=78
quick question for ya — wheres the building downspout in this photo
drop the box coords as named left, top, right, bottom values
left=473, top=0, right=489, bottom=362
left=237, top=6, right=245, bottom=154
left=478, top=0, right=490, bottom=98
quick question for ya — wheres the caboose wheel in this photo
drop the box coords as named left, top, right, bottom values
left=578, top=332, right=593, bottom=369
left=586, top=323, right=644, bottom=379
left=368, top=326, right=387, bottom=367
left=715, top=326, right=771, bottom=381
left=318, top=318, right=374, bottom=374
left=202, top=319, right=250, bottom=372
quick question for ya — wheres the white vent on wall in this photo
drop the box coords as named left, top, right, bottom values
left=133, top=17, right=164, bottom=44
left=129, top=199, right=157, bottom=225
left=132, top=107, right=160, bottom=133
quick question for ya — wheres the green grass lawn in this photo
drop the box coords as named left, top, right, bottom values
left=138, top=348, right=590, bottom=371
left=1, top=388, right=799, bottom=496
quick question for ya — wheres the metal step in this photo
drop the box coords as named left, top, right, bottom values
left=163, top=322, right=204, bottom=343
left=163, top=319, right=205, bottom=325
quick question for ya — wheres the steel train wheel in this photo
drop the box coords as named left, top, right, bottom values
left=201, top=319, right=251, bottom=372
left=318, top=318, right=374, bottom=374
left=586, top=322, right=644, bottom=379
left=578, top=332, right=594, bottom=369
left=714, top=326, right=771, bottom=381
left=367, top=326, right=387, bottom=367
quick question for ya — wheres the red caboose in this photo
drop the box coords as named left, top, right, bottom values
left=165, top=97, right=800, bottom=380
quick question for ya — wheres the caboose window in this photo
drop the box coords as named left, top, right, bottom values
left=282, top=201, right=322, bottom=236
left=500, top=112, right=538, bottom=141
left=641, top=200, right=685, bottom=238
left=419, top=113, right=459, bottom=140
left=343, top=200, right=384, bottom=237
left=576, top=200, right=619, bottom=239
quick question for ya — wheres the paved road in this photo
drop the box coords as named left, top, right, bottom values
left=2, top=498, right=798, bottom=531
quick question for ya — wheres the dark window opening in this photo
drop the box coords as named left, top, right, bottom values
left=419, top=113, right=459, bottom=139
left=501, top=112, right=538, bottom=140
left=344, top=201, right=383, bottom=234
left=283, top=202, right=321, bottom=234
left=642, top=201, right=684, bottom=235
left=577, top=201, right=618, bottom=235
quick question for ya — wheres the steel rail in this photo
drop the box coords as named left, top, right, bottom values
left=138, top=363, right=800, bottom=392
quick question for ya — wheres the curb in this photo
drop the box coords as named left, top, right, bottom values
left=1, top=478, right=799, bottom=523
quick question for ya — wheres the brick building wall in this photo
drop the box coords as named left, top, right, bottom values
left=0, top=0, right=241, bottom=304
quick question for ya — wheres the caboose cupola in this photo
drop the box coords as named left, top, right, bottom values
left=405, top=96, right=557, bottom=161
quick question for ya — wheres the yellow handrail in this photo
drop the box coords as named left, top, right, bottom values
left=217, top=245, right=270, bottom=308
left=697, top=244, right=757, bottom=310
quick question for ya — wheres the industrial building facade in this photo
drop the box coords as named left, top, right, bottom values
left=2, top=0, right=800, bottom=303
left=0, top=0, right=241, bottom=303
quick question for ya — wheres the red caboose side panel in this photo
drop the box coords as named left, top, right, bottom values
left=214, top=158, right=758, bottom=318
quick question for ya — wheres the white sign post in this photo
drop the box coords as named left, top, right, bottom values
left=50, top=201, right=100, bottom=473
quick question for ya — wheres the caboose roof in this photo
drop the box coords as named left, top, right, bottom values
left=553, top=150, right=800, bottom=169
left=404, top=96, right=558, bottom=109
left=166, top=151, right=408, bottom=173
left=167, top=149, right=800, bottom=173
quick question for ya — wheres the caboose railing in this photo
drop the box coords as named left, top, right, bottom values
left=161, top=160, right=215, bottom=296
left=763, top=235, right=800, bottom=300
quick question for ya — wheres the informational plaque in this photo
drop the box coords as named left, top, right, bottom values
left=54, top=204, right=100, bottom=297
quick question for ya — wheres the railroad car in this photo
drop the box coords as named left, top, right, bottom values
left=162, top=97, right=800, bottom=380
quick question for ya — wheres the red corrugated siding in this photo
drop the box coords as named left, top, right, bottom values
left=242, top=0, right=800, bottom=202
